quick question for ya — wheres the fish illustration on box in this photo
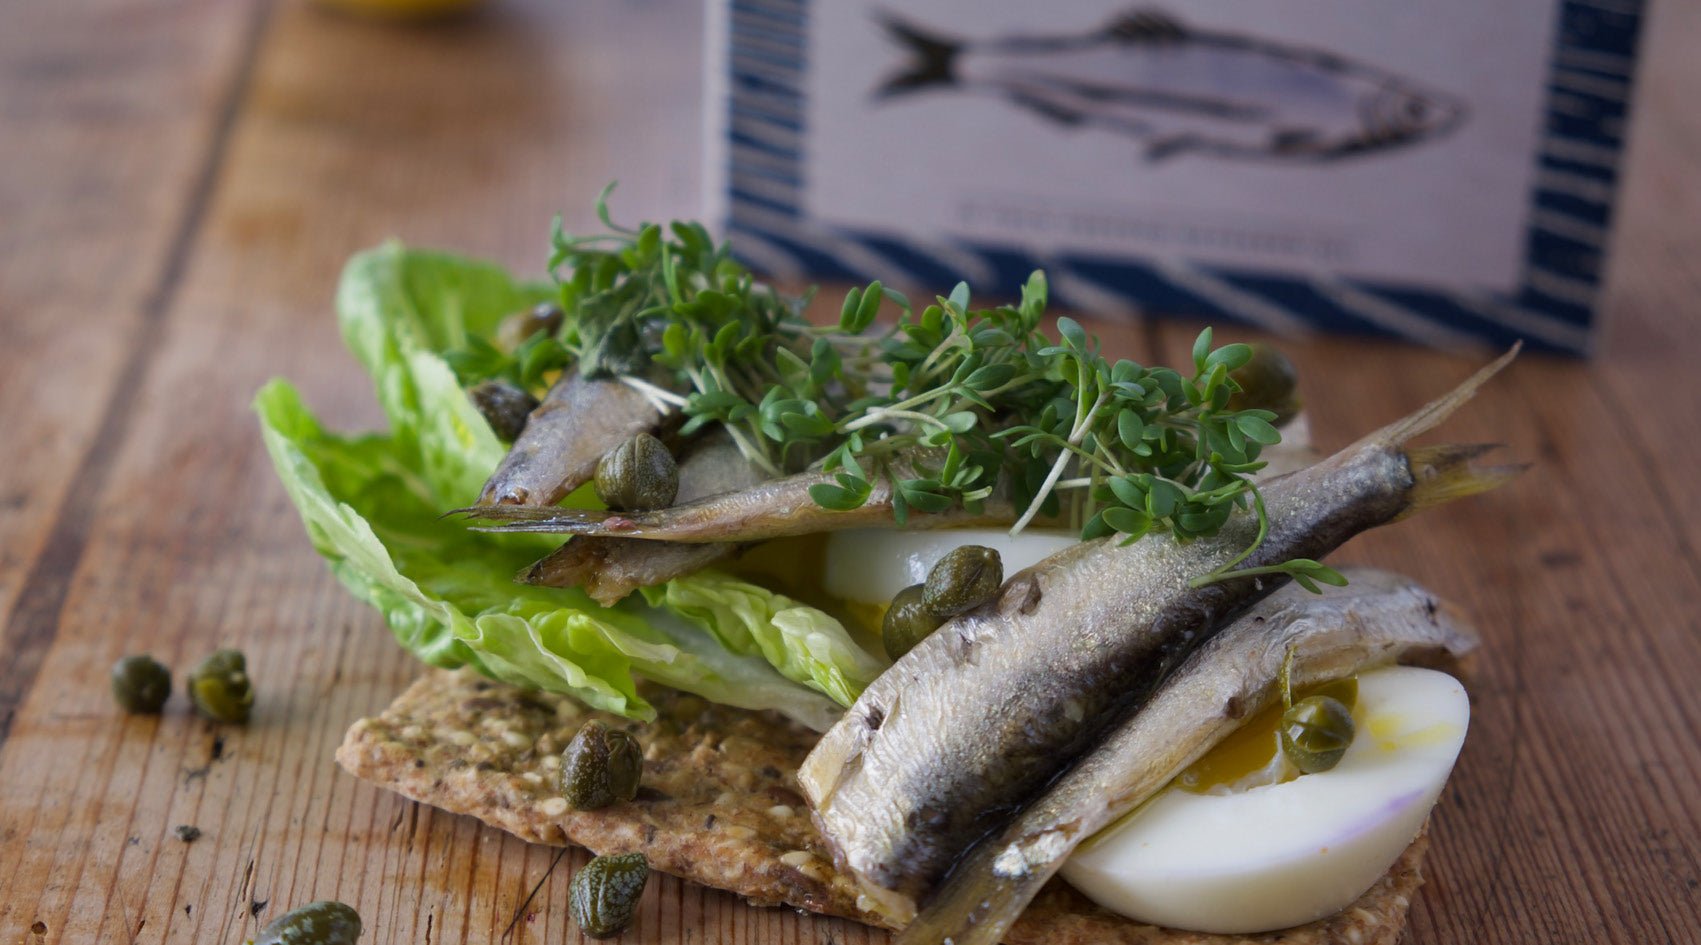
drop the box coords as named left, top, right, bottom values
left=876, top=9, right=1468, bottom=163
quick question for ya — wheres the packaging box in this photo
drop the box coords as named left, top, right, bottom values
left=704, top=1, right=1646, bottom=354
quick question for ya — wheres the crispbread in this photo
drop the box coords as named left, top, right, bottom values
left=337, top=668, right=1427, bottom=945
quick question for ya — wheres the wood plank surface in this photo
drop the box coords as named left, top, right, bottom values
left=0, top=1, right=1696, bottom=943
left=1590, top=0, right=1701, bottom=558
left=0, top=0, right=267, bottom=734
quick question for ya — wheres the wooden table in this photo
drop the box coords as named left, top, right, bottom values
left=2, top=1, right=1696, bottom=942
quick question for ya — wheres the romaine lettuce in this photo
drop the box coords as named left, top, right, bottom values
left=642, top=573, right=886, bottom=708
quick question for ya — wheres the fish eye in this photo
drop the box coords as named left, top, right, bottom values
left=1404, top=99, right=1427, bottom=121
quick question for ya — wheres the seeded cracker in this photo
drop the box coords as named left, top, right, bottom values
left=339, top=669, right=1426, bottom=944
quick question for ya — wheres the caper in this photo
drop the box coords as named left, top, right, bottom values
left=251, top=900, right=362, bottom=945
left=560, top=720, right=643, bottom=810
left=186, top=648, right=254, bottom=724
left=594, top=433, right=678, bottom=512
left=569, top=852, right=650, bottom=939
left=882, top=584, right=943, bottom=660
left=1280, top=694, right=1355, bottom=774
left=1227, top=344, right=1300, bottom=426
left=495, top=302, right=565, bottom=352
left=922, top=545, right=1004, bottom=617
left=468, top=379, right=539, bottom=442
left=111, top=654, right=171, bottom=714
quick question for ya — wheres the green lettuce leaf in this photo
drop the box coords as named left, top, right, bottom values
left=257, top=380, right=843, bottom=729
left=336, top=243, right=553, bottom=507
left=642, top=572, right=887, bottom=707
left=256, top=244, right=880, bottom=729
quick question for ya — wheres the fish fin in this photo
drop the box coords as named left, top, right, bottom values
left=1006, top=88, right=1089, bottom=126
left=1270, top=127, right=1323, bottom=155
left=1357, top=343, right=1521, bottom=450
left=451, top=504, right=615, bottom=533
left=1396, top=443, right=1527, bottom=520
left=874, top=12, right=960, bottom=98
left=1105, top=9, right=1187, bottom=42
left=1143, top=134, right=1198, bottom=162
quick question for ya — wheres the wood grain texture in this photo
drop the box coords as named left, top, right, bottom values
left=0, top=0, right=1696, bottom=943
left=0, top=0, right=267, bottom=736
left=1590, top=0, right=1701, bottom=563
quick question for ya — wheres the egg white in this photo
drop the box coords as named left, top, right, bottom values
left=822, top=527, right=1077, bottom=604
left=1060, top=665, right=1470, bottom=935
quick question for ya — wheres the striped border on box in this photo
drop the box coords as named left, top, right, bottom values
left=713, top=0, right=1644, bottom=354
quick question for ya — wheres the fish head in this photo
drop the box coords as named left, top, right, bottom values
left=1346, top=80, right=1467, bottom=154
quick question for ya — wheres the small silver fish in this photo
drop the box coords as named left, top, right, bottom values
left=522, top=433, right=767, bottom=603
left=878, top=9, right=1466, bottom=162
left=798, top=348, right=1519, bottom=924
left=518, top=422, right=1316, bottom=605
left=892, top=568, right=1478, bottom=944
left=477, top=370, right=662, bottom=506
left=525, top=538, right=742, bottom=605
left=460, top=451, right=1025, bottom=542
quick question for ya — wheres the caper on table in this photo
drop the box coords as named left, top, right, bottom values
left=594, top=433, right=678, bottom=512
left=187, top=648, right=254, bottom=724
left=561, top=720, right=643, bottom=810
left=922, top=545, right=1004, bottom=617
left=882, top=584, right=943, bottom=660
left=1226, top=344, right=1300, bottom=425
left=251, top=900, right=362, bottom=945
left=1280, top=694, right=1355, bottom=774
left=111, top=654, right=171, bottom=714
left=570, top=852, right=650, bottom=939
left=495, top=302, right=565, bottom=352
left=468, top=379, right=539, bottom=442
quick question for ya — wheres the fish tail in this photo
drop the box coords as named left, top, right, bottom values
left=1397, top=443, right=1527, bottom=519
left=453, top=504, right=610, bottom=533
left=875, top=12, right=959, bottom=98
left=1358, top=343, right=1521, bottom=449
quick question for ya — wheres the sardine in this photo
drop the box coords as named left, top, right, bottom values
left=798, top=348, right=1520, bottom=924
left=670, top=431, right=773, bottom=504
left=893, top=568, right=1478, bottom=944
left=460, top=452, right=1024, bottom=542
left=878, top=10, right=1466, bottom=163
left=476, top=370, right=662, bottom=506
left=515, top=421, right=1318, bottom=605
left=526, top=538, right=745, bottom=605
left=521, top=433, right=767, bottom=603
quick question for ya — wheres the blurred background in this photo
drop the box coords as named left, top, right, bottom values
left=7, top=0, right=1657, bottom=363
left=710, top=0, right=1636, bottom=356
left=2, top=1, right=1698, bottom=943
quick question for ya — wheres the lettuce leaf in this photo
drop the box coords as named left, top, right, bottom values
left=256, top=244, right=879, bottom=729
left=642, top=573, right=886, bottom=707
left=257, top=380, right=844, bottom=728
left=336, top=244, right=552, bottom=507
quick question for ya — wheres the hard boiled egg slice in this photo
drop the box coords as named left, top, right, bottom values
left=821, top=527, right=1077, bottom=608
left=1060, top=665, right=1469, bottom=935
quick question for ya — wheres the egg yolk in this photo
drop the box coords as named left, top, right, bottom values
left=721, top=534, right=833, bottom=605
left=841, top=599, right=890, bottom=636
left=1176, top=676, right=1359, bottom=793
